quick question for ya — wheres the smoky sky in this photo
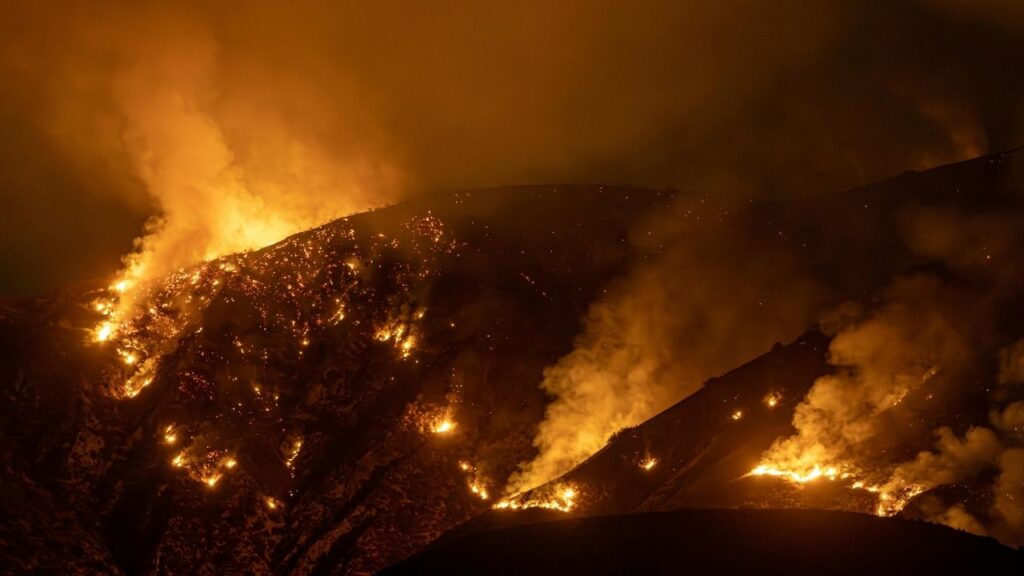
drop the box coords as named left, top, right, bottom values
left=2, top=1, right=1024, bottom=295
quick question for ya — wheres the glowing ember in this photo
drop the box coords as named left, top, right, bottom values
left=94, top=322, right=115, bottom=343
left=120, top=375, right=153, bottom=399
left=457, top=461, right=490, bottom=500
left=731, top=410, right=744, bottom=421
left=875, top=485, right=926, bottom=516
left=764, top=392, right=781, bottom=408
left=432, top=419, right=456, bottom=434
left=163, top=425, right=178, bottom=445
left=331, top=302, right=346, bottom=323
left=400, top=336, right=416, bottom=359
left=203, top=474, right=222, bottom=488
left=470, top=482, right=490, bottom=500
left=640, top=457, right=658, bottom=471
left=285, top=439, right=303, bottom=470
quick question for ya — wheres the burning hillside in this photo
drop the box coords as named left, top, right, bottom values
left=461, top=149, right=1024, bottom=549
left=3, top=151, right=1024, bottom=574
left=0, top=186, right=680, bottom=574
left=7, top=3, right=1024, bottom=574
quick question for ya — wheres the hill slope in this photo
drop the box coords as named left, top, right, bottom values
left=2, top=149, right=1024, bottom=574
left=383, top=509, right=1023, bottom=576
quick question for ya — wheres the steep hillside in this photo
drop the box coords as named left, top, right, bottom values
left=3, top=149, right=1024, bottom=574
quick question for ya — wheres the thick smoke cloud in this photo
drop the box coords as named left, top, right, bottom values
left=993, top=449, right=1024, bottom=538
left=883, top=426, right=1002, bottom=499
left=754, top=276, right=973, bottom=485
left=748, top=194, right=1024, bottom=543
left=998, top=341, right=1024, bottom=385
left=512, top=147, right=1024, bottom=547
left=507, top=194, right=824, bottom=493
left=3, top=1, right=1024, bottom=294
left=2, top=3, right=401, bottom=302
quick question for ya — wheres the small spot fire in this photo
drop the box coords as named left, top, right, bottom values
left=495, top=484, right=580, bottom=513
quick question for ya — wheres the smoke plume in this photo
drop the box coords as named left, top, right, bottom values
left=755, top=275, right=972, bottom=483
left=882, top=426, right=1002, bottom=497
left=4, top=2, right=1024, bottom=294
left=506, top=194, right=824, bottom=493
left=751, top=192, right=1024, bottom=542
left=71, top=5, right=401, bottom=316
left=992, top=449, right=1024, bottom=542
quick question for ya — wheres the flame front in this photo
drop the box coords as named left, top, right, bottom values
left=495, top=483, right=580, bottom=513
left=747, top=456, right=925, bottom=517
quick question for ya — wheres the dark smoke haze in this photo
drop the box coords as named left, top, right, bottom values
left=2, top=1, right=1024, bottom=294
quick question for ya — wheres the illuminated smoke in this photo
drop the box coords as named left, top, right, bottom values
left=506, top=197, right=821, bottom=494
left=930, top=503, right=987, bottom=537
left=880, top=426, right=1002, bottom=505
left=992, top=448, right=1024, bottom=543
left=99, top=9, right=400, bottom=324
left=5, top=2, right=1023, bottom=296
left=754, top=276, right=969, bottom=489
left=990, top=401, right=1024, bottom=433
left=750, top=197, right=1024, bottom=541
left=998, top=340, right=1024, bottom=385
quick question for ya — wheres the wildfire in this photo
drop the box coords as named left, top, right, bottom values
left=168, top=446, right=240, bottom=488
left=748, top=463, right=845, bottom=484
left=457, top=461, right=490, bottom=500
left=285, top=438, right=303, bottom=470
left=331, top=301, right=346, bottom=323
left=120, top=374, right=153, bottom=399
left=470, top=482, right=490, bottom=500
left=94, top=321, right=115, bottom=343
left=432, top=419, right=456, bottom=434
left=495, top=484, right=579, bottom=512
left=375, top=317, right=421, bottom=361
left=376, top=324, right=405, bottom=342
left=875, top=485, right=926, bottom=516
left=400, top=336, right=416, bottom=359
left=747, top=459, right=923, bottom=517
left=83, top=211, right=455, bottom=500
left=163, top=425, right=178, bottom=445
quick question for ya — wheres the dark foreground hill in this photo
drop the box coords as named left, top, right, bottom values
left=383, top=508, right=1024, bottom=576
